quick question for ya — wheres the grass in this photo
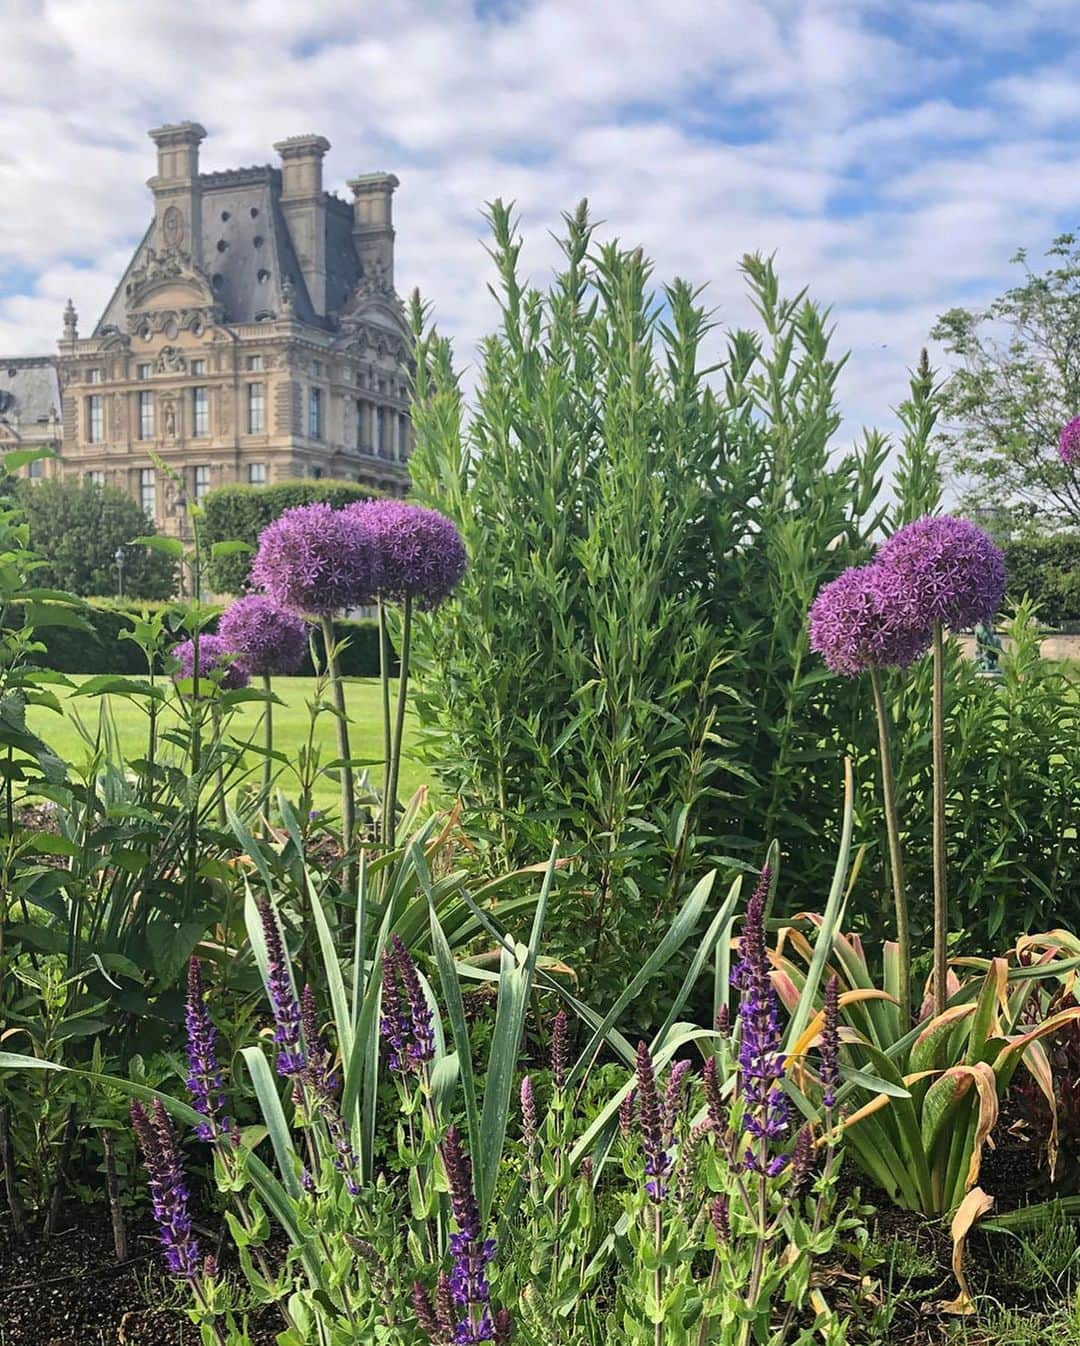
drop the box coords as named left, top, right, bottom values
left=25, top=675, right=429, bottom=816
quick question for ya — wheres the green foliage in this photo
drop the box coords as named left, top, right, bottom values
left=16, top=476, right=177, bottom=598
left=1003, top=534, right=1080, bottom=627
left=407, top=201, right=887, bottom=1006
left=27, top=597, right=386, bottom=677
left=931, top=231, right=1080, bottom=530
left=201, top=478, right=384, bottom=593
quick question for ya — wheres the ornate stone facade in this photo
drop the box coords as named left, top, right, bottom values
left=0, top=123, right=411, bottom=536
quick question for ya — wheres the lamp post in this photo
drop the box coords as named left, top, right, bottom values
left=115, top=545, right=125, bottom=600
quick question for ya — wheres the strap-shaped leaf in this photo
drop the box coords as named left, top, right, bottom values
left=241, top=1046, right=302, bottom=1200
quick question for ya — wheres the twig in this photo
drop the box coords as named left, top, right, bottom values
left=0, top=1104, right=26, bottom=1241
left=44, top=1105, right=79, bottom=1237
left=103, top=1127, right=129, bottom=1263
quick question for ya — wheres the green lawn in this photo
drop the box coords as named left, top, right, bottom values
left=25, top=676, right=430, bottom=816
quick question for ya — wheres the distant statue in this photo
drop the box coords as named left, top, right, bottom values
left=63, top=298, right=78, bottom=342
left=974, top=621, right=1003, bottom=676
left=163, top=400, right=176, bottom=439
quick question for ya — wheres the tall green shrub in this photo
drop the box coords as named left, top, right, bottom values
left=1003, top=535, right=1080, bottom=627
left=201, top=478, right=383, bottom=592
left=406, top=202, right=888, bottom=998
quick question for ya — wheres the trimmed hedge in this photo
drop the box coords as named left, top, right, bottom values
left=31, top=599, right=388, bottom=678
left=1004, top=535, right=1080, bottom=630
left=201, top=478, right=384, bottom=593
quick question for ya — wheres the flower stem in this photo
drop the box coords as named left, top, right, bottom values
left=261, top=673, right=273, bottom=815
left=870, top=666, right=910, bottom=1027
left=384, top=594, right=412, bottom=850
left=378, top=596, right=393, bottom=845
left=931, top=621, right=947, bottom=1017
left=320, top=615, right=355, bottom=860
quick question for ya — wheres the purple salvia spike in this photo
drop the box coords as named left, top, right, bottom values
left=131, top=1099, right=200, bottom=1281
left=702, top=1056, right=724, bottom=1135
left=790, top=1124, right=813, bottom=1191
left=435, top=1271, right=456, bottom=1342
left=820, top=974, right=840, bottom=1111
left=520, top=1076, right=537, bottom=1158
left=619, top=1085, right=636, bottom=1139
left=257, top=898, right=304, bottom=1078
left=635, top=1041, right=671, bottom=1202
left=184, top=957, right=228, bottom=1141
left=413, top=1282, right=441, bottom=1344
left=300, top=983, right=339, bottom=1098
left=550, top=1009, right=569, bottom=1092
left=380, top=946, right=409, bottom=1073
left=391, top=934, right=435, bottom=1067
left=493, top=1307, right=514, bottom=1344
left=710, top=1193, right=730, bottom=1244
left=441, top=1126, right=496, bottom=1341
left=662, top=1058, right=693, bottom=1143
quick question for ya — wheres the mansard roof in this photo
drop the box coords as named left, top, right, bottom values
left=0, top=357, right=60, bottom=426
left=95, top=167, right=366, bottom=336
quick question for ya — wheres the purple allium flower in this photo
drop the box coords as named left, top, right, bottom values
left=131, top=1099, right=200, bottom=1280
left=346, top=499, right=466, bottom=611
left=809, top=565, right=931, bottom=677
left=391, top=934, right=435, bottom=1068
left=550, top=1008, right=569, bottom=1092
left=732, top=865, right=789, bottom=1171
left=710, top=1194, right=730, bottom=1244
left=875, top=515, right=1006, bottom=632
left=442, top=1126, right=497, bottom=1344
left=1060, top=416, right=1080, bottom=466
left=257, top=898, right=304, bottom=1078
left=635, top=1041, right=672, bottom=1201
left=520, top=1076, right=537, bottom=1158
left=217, top=594, right=308, bottom=677
left=184, top=957, right=228, bottom=1141
left=170, top=634, right=250, bottom=692
left=250, top=502, right=376, bottom=616
left=820, top=974, right=840, bottom=1111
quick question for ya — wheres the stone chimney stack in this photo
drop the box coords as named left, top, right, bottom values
left=147, top=122, right=207, bottom=264
left=348, top=173, right=399, bottom=294
left=274, top=134, right=331, bottom=316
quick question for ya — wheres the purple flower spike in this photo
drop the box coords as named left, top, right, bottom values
left=257, top=898, right=304, bottom=1078
left=703, top=1056, right=724, bottom=1135
left=301, top=984, right=339, bottom=1099
left=250, top=502, right=377, bottom=616
left=131, top=1099, right=200, bottom=1280
left=520, top=1077, right=537, bottom=1157
left=820, top=974, right=840, bottom=1111
left=875, top=515, right=1006, bottom=632
left=217, top=595, right=308, bottom=677
left=550, top=1008, right=569, bottom=1092
left=635, top=1041, right=671, bottom=1201
left=442, top=1126, right=497, bottom=1343
left=347, top=499, right=467, bottom=611
left=1060, top=416, right=1080, bottom=466
left=732, top=865, right=790, bottom=1171
left=710, top=1194, right=730, bottom=1243
left=170, top=634, right=250, bottom=692
left=391, top=934, right=435, bottom=1068
left=184, top=957, right=228, bottom=1141
left=619, top=1086, right=636, bottom=1138
left=809, top=565, right=931, bottom=677
left=380, top=947, right=410, bottom=1073
left=662, top=1058, right=693, bottom=1143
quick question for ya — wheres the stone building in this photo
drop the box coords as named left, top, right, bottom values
left=0, top=123, right=411, bottom=536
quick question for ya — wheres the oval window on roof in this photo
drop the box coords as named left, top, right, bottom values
left=250, top=206, right=259, bottom=219
left=257, top=268, right=270, bottom=283
left=212, top=274, right=224, bottom=291
left=253, top=235, right=264, bottom=248
left=217, top=239, right=228, bottom=253
left=221, top=210, right=231, bottom=221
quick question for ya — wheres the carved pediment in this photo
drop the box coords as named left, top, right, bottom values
left=335, top=318, right=410, bottom=366
left=125, top=247, right=217, bottom=314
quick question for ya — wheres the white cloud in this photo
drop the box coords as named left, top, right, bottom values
left=2, top=0, right=1080, bottom=453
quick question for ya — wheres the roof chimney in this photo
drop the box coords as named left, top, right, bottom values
left=274, top=135, right=331, bottom=316
left=147, top=122, right=207, bottom=264
left=349, top=173, right=399, bottom=295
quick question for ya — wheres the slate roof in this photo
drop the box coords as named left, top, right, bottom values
left=0, top=358, right=60, bottom=426
left=95, top=166, right=364, bottom=335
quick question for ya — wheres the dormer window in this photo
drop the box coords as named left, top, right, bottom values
left=87, top=368, right=103, bottom=385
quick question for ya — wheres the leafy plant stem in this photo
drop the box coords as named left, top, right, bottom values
left=261, top=673, right=273, bottom=812
left=378, top=597, right=392, bottom=838
left=384, top=595, right=412, bottom=850
left=932, top=621, right=947, bottom=1016
left=870, top=666, right=911, bottom=1026
left=320, top=615, right=355, bottom=864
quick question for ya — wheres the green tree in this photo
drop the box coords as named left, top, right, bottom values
left=16, top=476, right=176, bottom=598
left=932, top=231, right=1080, bottom=531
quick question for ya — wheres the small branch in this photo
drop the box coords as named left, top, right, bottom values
left=102, top=1127, right=129, bottom=1263
left=0, top=1104, right=26, bottom=1241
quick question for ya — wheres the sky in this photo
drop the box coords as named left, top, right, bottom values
left=2, top=0, right=1079, bottom=444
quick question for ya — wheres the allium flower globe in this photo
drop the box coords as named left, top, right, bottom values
left=250, top=502, right=376, bottom=616
left=1060, top=416, right=1080, bottom=466
left=875, top=515, right=1006, bottom=631
left=347, top=499, right=466, bottom=609
left=809, top=565, right=932, bottom=676
left=171, top=635, right=250, bottom=691
left=218, top=594, right=308, bottom=677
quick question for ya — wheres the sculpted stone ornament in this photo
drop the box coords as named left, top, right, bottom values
left=155, top=346, right=187, bottom=375
left=63, top=299, right=78, bottom=342
left=280, top=276, right=296, bottom=317
left=161, top=205, right=186, bottom=249
left=163, top=399, right=177, bottom=439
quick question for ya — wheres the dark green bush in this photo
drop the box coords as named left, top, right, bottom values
left=16, top=477, right=177, bottom=598
left=1003, top=535, right=1080, bottom=628
left=31, top=598, right=386, bottom=677
left=201, top=478, right=384, bottom=593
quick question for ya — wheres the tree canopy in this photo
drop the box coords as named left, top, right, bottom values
left=932, top=231, right=1080, bottom=533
